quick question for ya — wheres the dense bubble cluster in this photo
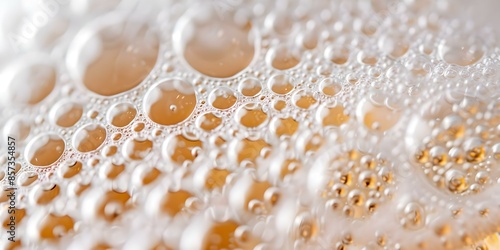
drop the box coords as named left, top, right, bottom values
left=407, top=91, right=500, bottom=195
left=0, top=0, right=500, bottom=249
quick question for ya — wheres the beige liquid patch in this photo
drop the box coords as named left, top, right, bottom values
left=268, top=45, right=301, bottom=70
left=108, top=103, right=137, bottom=127
left=176, top=8, right=256, bottom=78
left=68, top=15, right=159, bottom=96
left=54, top=103, right=84, bottom=128
left=27, top=135, right=65, bottom=167
left=74, top=124, right=107, bottom=152
left=145, top=79, right=197, bottom=126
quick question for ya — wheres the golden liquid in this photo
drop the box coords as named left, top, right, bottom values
left=161, top=190, right=192, bottom=217
left=199, top=113, right=222, bottom=131
left=81, top=23, right=159, bottom=96
left=74, top=125, right=107, bottom=152
left=211, top=88, right=237, bottom=109
left=238, top=104, right=268, bottom=128
left=275, top=117, right=299, bottom=137
left=321, top=104, right=350, bottom=127
left=269, top=74, right=295, bottom=95
left=168, top=135, right=203, bottom=164
left=29, top=137, right=65, bottom=167
left=145, top=79, right=197, bottom=126
left=358, top=99, right=401, bottom=132
left=181, top=10, right=255, bottom=78
left=236, top=139, right=269, bottom=164
left=109, top=104, right=137, bottom=127
left=239, top=78, right=262, bottom=97
left=269, top=46, right=300, bottom=70
left=294, top=93, right=317, bottom=109
left=60, top=161, right=82, bottom=179
left=124, top=139, right=153, bottom=160
left=55, top=103, right=83, bottom=128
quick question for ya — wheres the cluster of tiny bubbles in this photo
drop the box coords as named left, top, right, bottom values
left=0, top=0, right=500, bottom=249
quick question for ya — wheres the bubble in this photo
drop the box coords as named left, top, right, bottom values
left=268, top=74, right=295, bottom=95
left=232, top=138, right=270, bottom=165
left=267, top=45, right=301, bottom=70
left=107, top=103, right=137, bottom=127
left=463, top=137, right=485, bottom=163
left=297, top=24, right=320, bottom=50
left=236, top=103, right=268, bottom=128
left=174, top=7, right=257, bottom=78
left=93, top=190, right=131, bottom=222
left=273, top=100, right=287, bottom=111
left=317, top=103, right=350, bottom=127
left=493, top=143, right=500, bottom=160
left=266, top=11, right=296, bottom=35
left=181, top=218, right=249, bottom=249
left=67, top=12, right=159, bottom=96
left=51, top=101, right=84, bottom=128
left=18, top=171, right=38, bottom=187
left=33, top=183, right=60, bottom=205
left=159, top=190, right=192, bottom=217
left=406, top=91, right=500, bottom=196
left=271, top=117, right=299, bottom=137
left=100, top=163, right=125, bottom=180
left=312, top=149, right=395, bottom=219
left=59, top=161, right=83, bottom=179
left=405, top=55, right=429, bottom=76
left=198, top=113, right=222, bottom=132
left=133, top=122, right=145, bottom=132
left=36, top=214, right=75, bottom=240
left=144, top=78, right=197, bottom=126
left=292, top=90, right=318, bottom=109
left=239, top=78, right=262, bottom=97
left=204, top=168, right=230, bottom=191
left=136, top=166, right=161, bottom=186
left=356, top=97, right=401, bottom=132
left=472, top=233, right=500, bottom=249
left=73, top=124, right=107, bottom=152
left=293, top=214, right=317, bottom=243
left=102, top=145, right=118, bottom=157
left=378, top=32, right=410, bottom=58
left=26, top=133, right=65, bottom=167
left=401, top=202, right=425, bottom=230
left=302, top=133, right=325, bottom=154
left=123, top=138, right=153, bottom=160
left=445, top=169, right=468, bottom=193
left=234, top=225, right=255, bottom=246
left=3, top=116, right=31, bottom=142
left=324, top=45, right=351, bottom=65
left=229, top=174, right=271, bottom=215
left=429, top=146, right=448, bottom=166
left=441, top=115, right=465, bottom=139
left=209, top=87, right=237, bottom=110
left=0, top=53, right=56, bottom=106
left=357, top=50, right=378, bottom=65
left=88, top=110, right=99, bottom=119
left=438, top=35, right=485, bottom=66
left=112, top=132, right=122, bottom=141
left=355, top=17, right=379, bottom=37
left=164, top=134, right=203, bottom=165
